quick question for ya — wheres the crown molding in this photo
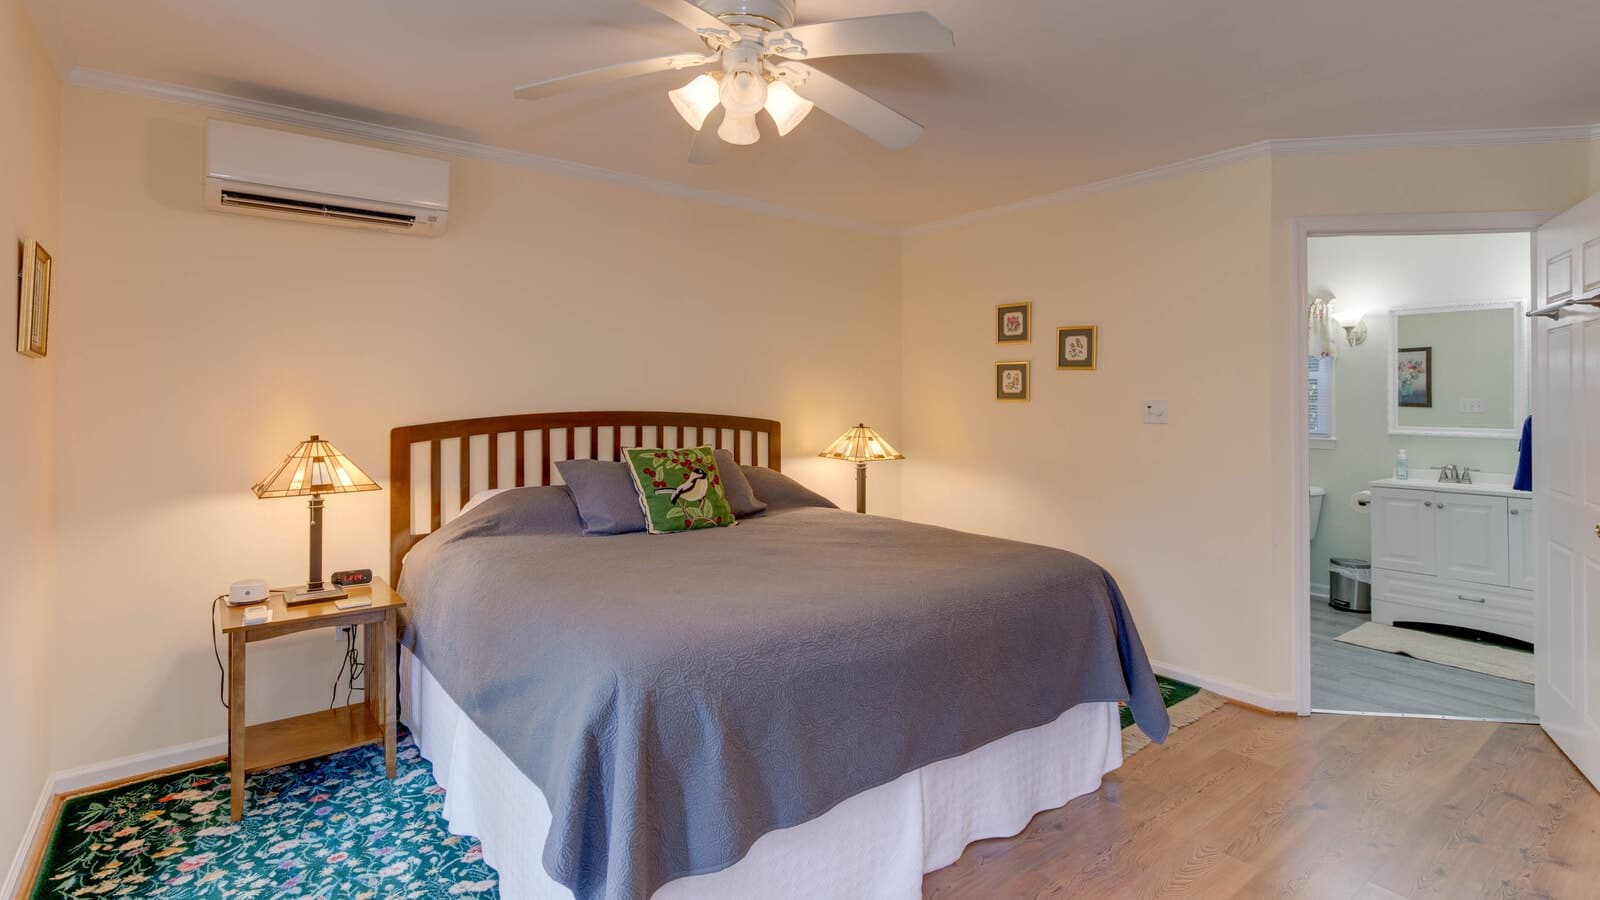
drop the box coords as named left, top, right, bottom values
left=64, top=68, right=901, bottom=238
left=900, top=139, right=1277, bottom=237
left=64, top=67, right=1599, bottom=240
left=903, top=122, right=1600, bottom=237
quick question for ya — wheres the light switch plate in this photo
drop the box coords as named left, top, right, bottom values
left=1144, top=401, right=1169, bottom=425
left=1457, top=398, right=1486, bottom=414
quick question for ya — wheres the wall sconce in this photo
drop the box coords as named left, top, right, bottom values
left=1334, top=310, right=1368, bottom=347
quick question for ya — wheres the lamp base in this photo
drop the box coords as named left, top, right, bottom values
left=286, top=584, right=348, bottom=605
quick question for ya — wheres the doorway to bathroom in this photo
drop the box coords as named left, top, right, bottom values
left=1300, top=226, right=1537, bottom=721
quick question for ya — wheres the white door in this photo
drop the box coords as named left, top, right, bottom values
left=1436, top=494, right=1510, bottom=586
left=1371, top=488, right=1437, bottom=575
left=1510, top=498, right=1535, bottom=591
left=1533, top=191, right=1600, bottom=788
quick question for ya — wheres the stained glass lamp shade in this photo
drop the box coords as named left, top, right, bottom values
left=253, top=435, right=379, bottom=603
left=818, top=424, right=904, bottom=514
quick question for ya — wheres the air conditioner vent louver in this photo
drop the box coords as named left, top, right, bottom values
left=219, top=190, right=418, bottom=228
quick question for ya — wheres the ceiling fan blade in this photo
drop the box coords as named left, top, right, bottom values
left=769, top=13, right=954, bottom=59
left=688, top=107, right=727, bottom=165
left=787, top=63, right=923, bottom=149
left=637, top=0, right=732, bottom=36
left=514, top=54, right=714, bottom=100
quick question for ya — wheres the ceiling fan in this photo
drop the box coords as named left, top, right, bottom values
left=513, top=0, right=954, bottom=162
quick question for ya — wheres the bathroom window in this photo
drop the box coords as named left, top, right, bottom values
left=1308, top=355, right=1335, bottom=442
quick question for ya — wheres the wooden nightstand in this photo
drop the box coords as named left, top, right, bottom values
left=219, top=579, right=407, bottom=821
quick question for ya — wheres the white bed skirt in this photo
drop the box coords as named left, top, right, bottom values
left=400, top=648, right=1122, bottom=900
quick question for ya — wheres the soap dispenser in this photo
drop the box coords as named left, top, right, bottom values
left=1396, top=449, right=1409, bottom=481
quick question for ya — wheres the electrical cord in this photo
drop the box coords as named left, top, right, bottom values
left=211, top=595, right=228, bottom=710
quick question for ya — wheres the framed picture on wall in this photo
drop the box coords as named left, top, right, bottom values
left=995, top=361, right=1030, bottom=401
left=16, top=239, right=52, bottom=359
left=996, top=301, right=1031, bottom=343
left=1397, top=346, right=1432, bottom=408
left=1056, top=325, right=1098, bottom=370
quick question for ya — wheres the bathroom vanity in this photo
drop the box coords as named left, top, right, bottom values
left=1369, top=475, right=1533, bottom=643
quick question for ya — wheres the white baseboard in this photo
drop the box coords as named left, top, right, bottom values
left=51, top=734, right=225, bottom=795
left=1, top=735, right=225, bottom=896
left=1150, top=659, right=1298, bottom=713
left=1, top=778, right=54, bottom=900
left=1310, top=582, right=1330, bottom=600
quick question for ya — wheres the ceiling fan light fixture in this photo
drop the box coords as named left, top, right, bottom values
left=719, top=69, right=768, bottom=116
left=717, top=111, right=762, bottom=145
left=668, top=73, right=721, bottom=130
left=763, top=80, right=814, bottom=136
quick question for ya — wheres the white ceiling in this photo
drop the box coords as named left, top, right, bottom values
left=27, top=0, right=1600, bottom=230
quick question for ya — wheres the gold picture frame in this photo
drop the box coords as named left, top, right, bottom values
left=16, top=239, right=51, bottom=358
left=995, top=361, right=1030, bottom=401
left=996, top=301, right=1031, bottom=343
left=1056, top=325, right=1098, bottom=371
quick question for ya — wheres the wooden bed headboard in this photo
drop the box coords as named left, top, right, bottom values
left=389, top=411, right=781, bottom=582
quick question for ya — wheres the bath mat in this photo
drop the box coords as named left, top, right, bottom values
left=1335, top=621, right=1534, bottom=684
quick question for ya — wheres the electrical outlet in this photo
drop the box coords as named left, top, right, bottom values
left=1143, top=401, right=1169, bottom=425
left=1458, top=398, right=1486, bottom=414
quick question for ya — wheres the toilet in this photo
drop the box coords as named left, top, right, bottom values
left=1310, top=487, right=1326, bottom=542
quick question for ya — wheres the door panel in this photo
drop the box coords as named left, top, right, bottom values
left=1371, top=488, right=1437, bottom=575
left=1535, top=190, right=1600, bottom=790
left=1436, top=494, right=1509, bottom=586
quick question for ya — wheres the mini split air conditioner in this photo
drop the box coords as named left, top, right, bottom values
left=204, top=120, right=450, bottom=236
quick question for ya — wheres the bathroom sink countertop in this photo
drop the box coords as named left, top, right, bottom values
left=1370, top=474, right=1530, bottom=498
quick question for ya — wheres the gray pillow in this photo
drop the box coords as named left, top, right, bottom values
left=713, top=449, right=767, bottom=518
left=741, top=466, right=839, bottom=511
left=555, top=459, right=647, bottom=535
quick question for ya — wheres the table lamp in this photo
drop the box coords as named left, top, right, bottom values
left=819, top=424, right=904, bottom=514
left=253, top=435, right=380, bottom=603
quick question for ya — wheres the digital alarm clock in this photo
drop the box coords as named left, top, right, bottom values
left=331, top=569, right=373, bottom=588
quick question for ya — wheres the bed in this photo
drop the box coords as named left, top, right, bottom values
left=389, top=411, right=1169, bottom=900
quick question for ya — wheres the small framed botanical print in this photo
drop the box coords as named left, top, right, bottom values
left=996, top=301, right=1031, bottom=343
left=1056, top=325, right=1097, bottom=371
left=995, top=361, right=1030, bottom=401
left=16, top=239, right=51, bottom=358
left=1397, top=346, right=1432, bottom=408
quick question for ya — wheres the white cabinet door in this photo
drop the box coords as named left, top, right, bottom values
left=1436, top=494, right=1510, bottom=586
left=1509, top=498, right=1535, bottom=591
left=1371, top=488, right=1437, bottom=575
left=1534, top=189, right=1600, bottom=791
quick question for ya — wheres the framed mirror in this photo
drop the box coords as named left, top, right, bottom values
left=1387, top=300, right=1526, bottom=439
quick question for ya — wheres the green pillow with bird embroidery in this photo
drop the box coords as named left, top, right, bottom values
left=623, top=446, right=737, bottom=534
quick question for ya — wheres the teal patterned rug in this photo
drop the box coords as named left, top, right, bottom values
left=31, top=680, right=1202, bottom=897
left=29, top=730, right=496, bottom=898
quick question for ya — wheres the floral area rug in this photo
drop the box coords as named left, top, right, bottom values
left=29, top=730, right=497, bottom=898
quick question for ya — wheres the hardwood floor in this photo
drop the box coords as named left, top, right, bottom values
left=1310, top=597, right=1534, bottom=719
left=922, top=705, right=1599, bottom=899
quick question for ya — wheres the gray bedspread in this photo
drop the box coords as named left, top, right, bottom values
left=399, top=486, right=1169, bottom=900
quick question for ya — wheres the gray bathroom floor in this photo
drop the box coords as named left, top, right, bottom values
left=1310, top=596, right=1536, bottom=720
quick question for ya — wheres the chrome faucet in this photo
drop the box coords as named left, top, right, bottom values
left=1458, top=467, right=1473, bottom=484
left=1438, top=465, right=1459, bottom=483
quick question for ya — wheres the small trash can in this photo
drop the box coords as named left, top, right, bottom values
left=1329, top=557, right=1372, bottom=613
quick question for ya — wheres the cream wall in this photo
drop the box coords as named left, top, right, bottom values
left=0, top=0, right=58, bottom=877
left=900, top=158, right=1279, bottom=699
left=902, top=141, right=1597, bottom=708
left=49, top=87, right=902, bottom=768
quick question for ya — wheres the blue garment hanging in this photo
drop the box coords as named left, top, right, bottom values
left=1514, top=415, right=1533, bottom=492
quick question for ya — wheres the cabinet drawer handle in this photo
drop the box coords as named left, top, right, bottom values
left=1424, top=501, right=1434, bottom=508
left=1437, top=503, right=1447, bottom=509
left=1457, top=595, right=1488, bottom=604
left=1510, top=509, right=1520, bottom=516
